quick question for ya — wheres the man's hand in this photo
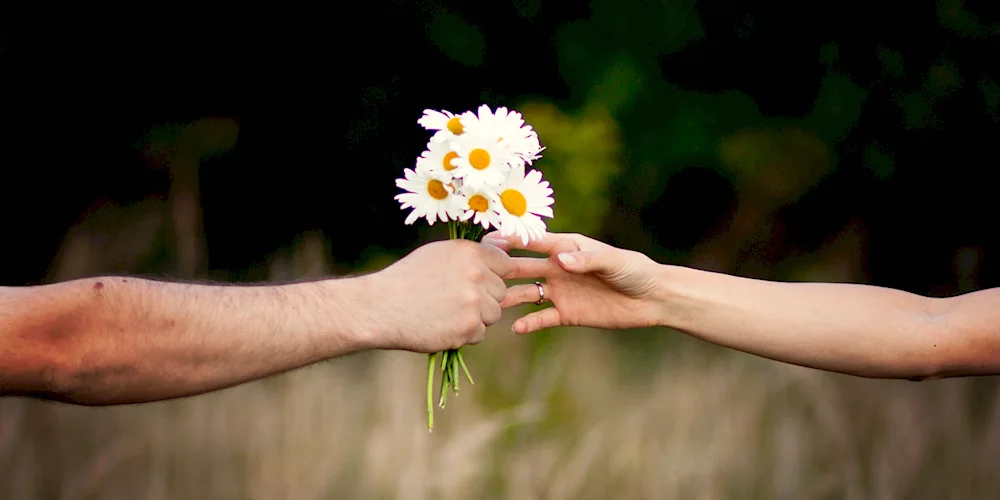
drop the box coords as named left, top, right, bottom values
left=0, top=239, right=514, bottom=405
left=484, top=232, right=668, bottom=334
left=359, top=239, right=514, bottom=352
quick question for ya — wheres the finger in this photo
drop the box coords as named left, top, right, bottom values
left=506, top=257, right=559, bottom=280
left=480, top=241, right=516, bottom=278
left=466, top=322, right=488, bottom=345
left=500, top=282, right=549, bottom=309
left=480, top=235, right=512, bottom=252
left=482, top=232, right=584, bottom=256
left=483, top=271, right=506, bottom=303
left=511, top=307, right=562, bottom=334
left=480, top=294, right=503, bottom=325
left=555, top=250, right=625, bottom=275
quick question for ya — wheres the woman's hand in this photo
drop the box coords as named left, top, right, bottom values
left=485, top=232, right=669, bottom=334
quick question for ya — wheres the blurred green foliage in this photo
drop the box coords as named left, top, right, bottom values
left=807, top=69, right=868, bottom=144
left=863, top=141, right=895, bottom=180
left=427, top=9, right=485, bottom=67
left=936, top=0, right=1000, bottom=38
left=517, top=101, right=622, bottom=237
left=877, top=46, right=905, bottom=77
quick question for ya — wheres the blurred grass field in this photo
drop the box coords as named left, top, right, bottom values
left=4, top=321, right=1000, bottom=499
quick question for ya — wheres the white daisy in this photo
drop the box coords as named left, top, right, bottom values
left=459, top=105, right=544, bottom=166
left=492, top=106, right=545, bottom=166
left=496, top=163, right=554, bottom=245
left=449, top=120, right=512, bottom=189
left=417, top=108, right=476, bottom=144
left=394, top=166, right=466, bottom=225
left=416, top=137, right=461, bottom=179
left=459, top=184, right=502, bottom=230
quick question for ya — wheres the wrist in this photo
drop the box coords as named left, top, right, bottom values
left=299, top=275, right=384, bottom=355
left=330, top=272, right=396, bottom=352
left=648, top=263, right=687, bottom=329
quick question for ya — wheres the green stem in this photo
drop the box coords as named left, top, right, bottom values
left=439, top=362, right=450, bottom=408
left=427, top=220, right=484, bottom=423
left=427, top=353, right=436, bottom=431
left=456, top=350, right=474, bottom=385
left=438, top=351, right=449, bottom=408
left=451, top=350, right=460, bottom=395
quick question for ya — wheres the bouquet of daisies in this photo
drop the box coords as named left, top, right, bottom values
left=394, top=104, right=554, bottom=430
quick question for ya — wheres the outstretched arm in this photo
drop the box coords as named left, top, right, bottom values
left=0, top=277, right=370, bottom=404
left=653, top=265, right=1000, bottom=380
left=492, top=232, right=1000, bottom=380
left=0, top=239, right=513, bottom=405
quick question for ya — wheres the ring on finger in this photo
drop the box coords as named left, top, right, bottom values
left=534, top=281, right=545, bottom=305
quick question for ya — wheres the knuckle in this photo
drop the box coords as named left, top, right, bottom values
left=459, top=239, right=480, bottom=255
left=465, top=265, right=485, bottom=281
left=472, top=325, right=488, bottom=344
left=461, top=289, right=480, bottom=306
left=481, top=310, right=496, bottom=326
left=462, top=309, right=481, bottom=329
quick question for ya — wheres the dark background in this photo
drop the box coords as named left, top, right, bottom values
left=2, top=1, right=997, bottom=293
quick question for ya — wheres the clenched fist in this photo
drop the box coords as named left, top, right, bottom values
left=357, top=239, right=514, bottom=353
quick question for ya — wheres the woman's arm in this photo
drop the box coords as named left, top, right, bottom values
left=493, top=232, right=1000, bottom=380
left=655, top=265, right=1000, bottom=379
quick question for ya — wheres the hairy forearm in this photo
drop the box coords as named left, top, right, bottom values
left=655, top=265, right=1000, bottom=379
left=2, top=276, right=376, bottom=405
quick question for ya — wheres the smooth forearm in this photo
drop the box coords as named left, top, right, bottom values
left=654, top=265, right=978, bottom=379
left=22, top=276, right=377, bottom=404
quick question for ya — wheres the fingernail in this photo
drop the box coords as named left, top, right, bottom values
left=510, top=322, right=520, bottom=334
left=557, top=253, right=577, bottom=267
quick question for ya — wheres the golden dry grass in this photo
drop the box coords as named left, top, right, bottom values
left=3, top=316, right=1000, bottom=499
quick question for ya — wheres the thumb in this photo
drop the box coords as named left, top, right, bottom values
left=555, top=250, right=623, bottom=275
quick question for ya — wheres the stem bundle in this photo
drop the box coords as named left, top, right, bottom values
left=427, top=220, right=485, bottom=431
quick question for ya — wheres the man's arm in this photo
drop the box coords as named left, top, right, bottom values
left=492, top=232, right=1000, bottom=380
left=0, top=277, right=375, bottom=404
left=0, top=239, right=513, bottom=405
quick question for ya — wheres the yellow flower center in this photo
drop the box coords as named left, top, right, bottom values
left=468, top=194, right=489, bottom=212
left=469, top=148, right=491, bottom=170
left=427, top=179, right=449, bottom=200
left=442, top=151, right=458, bottom=171
left=447, top=117, right=464, bottom=135
left=501, top=189, right=527, bottom=217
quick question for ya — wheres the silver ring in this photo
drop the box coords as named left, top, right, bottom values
left=534, top=281, right=545, bottom=305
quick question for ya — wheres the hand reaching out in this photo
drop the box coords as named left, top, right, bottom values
left=484, top=232, right=669, bottom=334
left=481, top=231, right=1000, bottom=381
